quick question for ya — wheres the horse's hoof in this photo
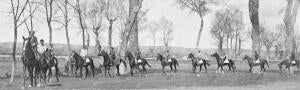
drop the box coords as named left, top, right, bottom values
left=28, top=85, right=32, bottom=88
left=21, top=86, right=26, bottom=89
left=37, top=83, right=42, bottom=87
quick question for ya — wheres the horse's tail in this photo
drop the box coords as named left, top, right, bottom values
left=265, top=60, right=269, bottom=68
left=145, top=60, right=152, bottom=68
left=206, top=60, right=210, bottom=66
left=120, top=59, right=127, bottom=68
left=231, top=60, right=236, bottom=70
left=174, top=59, right=179, bottom=67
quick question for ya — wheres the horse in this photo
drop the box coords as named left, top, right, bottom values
left=98, top=50, right=127, bottom=76
left=243, top=55, right=269, bottom=73
left=278, top=59, right=300, bottom=75
left=135, top=57, right=152, bottom=74
left=43, top=49, right=59, bottom=82
left=211, top=52, right=236, bottom=73
left=187, top=53, right=210, bottom=73
left=72, top=51, right=95, bottom=78
left=22, top=36, right=39, bottom=87
left=156, top=53, right=179, bottom=73
left=124, top=51, right=137, bottom=76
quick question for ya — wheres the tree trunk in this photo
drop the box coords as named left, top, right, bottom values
left=283, top=0, right=299, bottom=58
left=267, top=48, right=270, bottom=60
left=95, top=31, right=101, bottom=53
left=48, top=22, right=53, bottom=46
left=195, top=16, right=204, bottom=49
left=218, top=37, right=223, bottom=55
left=234, top=32, right=238, bottom=57
left=76, top=0, right=86, bottom=48
left=108, top=20, right=113, bottom=48
left=249, top=0, right=260, bottom=56
left=238, top=37, right=242, bottom=55
left=10, top=24, right=17, bottom=83
left=128, top=0, right=140, bottom=54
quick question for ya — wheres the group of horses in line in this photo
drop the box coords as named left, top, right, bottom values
left=21, top=36, right=300, bottom=88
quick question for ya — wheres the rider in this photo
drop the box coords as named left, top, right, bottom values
left=80, top=46, right=88, bottom=62
left=135, top=47, right=142, bottom=63
left=37, top=39, right=47, bottom=59
left=254, top=51, right=260, bottom=64
left=290, top=53, right=296, bottom=64
left=196, top=50, right=203, bottom=60
left=109, top=47, right=116, bottom=60
left=165, top=49, right=172, bottom=62
left=29, top=31, right=38, bottom=59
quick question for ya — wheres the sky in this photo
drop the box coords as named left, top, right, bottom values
left=0, top=0, right=299, bottom=49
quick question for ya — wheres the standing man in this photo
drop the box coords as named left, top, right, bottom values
left=37, top=39, right=47, bottom=60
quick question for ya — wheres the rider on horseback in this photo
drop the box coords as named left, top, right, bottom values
left=109, top=47, right=116, bottom=65
left=254, top=51, right=260, bottom=64
left=135, top=47, right=142, bottom=63
left=80, top=46, right=88, bottom=63
left=290, top=53, right=296, bottom=64
left=196, top=50, right=204, bottom=64
left=165, top=50, right=172, bottom=62
left=221, top=52, right=229, bottom=64
left=37, top=39, right=48, bottom=60
left=28, top=31, right=39, bottom=60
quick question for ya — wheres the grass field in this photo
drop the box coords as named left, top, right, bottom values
left=0, top=56, right=299, bottom=90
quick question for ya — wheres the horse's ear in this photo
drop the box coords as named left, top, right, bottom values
left=22, top=36, right=25, bottom=40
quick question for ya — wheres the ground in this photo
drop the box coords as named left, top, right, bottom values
left=0, top=57, right=299, bottom=90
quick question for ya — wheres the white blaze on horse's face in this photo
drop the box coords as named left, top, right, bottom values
left=23, top=40, right=28, bottom=50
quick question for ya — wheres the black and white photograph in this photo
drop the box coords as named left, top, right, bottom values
left=0, top=0, right=300, bottom=89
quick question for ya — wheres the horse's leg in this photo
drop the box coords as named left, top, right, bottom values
left=23, top=65, right=26, bottom=87
left=130, top=65, right=134, bottom=76
left=116, top=65, right=120, bottom=76
left=104, top=66, right=107, bottom=77
left=75, top=66, right=78, bottom=77
left=143, top=65, right=147, bottom=74
left=199, top=65, right=202, bottom=72
left=48, top=68, right=53, bottom=82
left=85, top=65, right=88, bottom=78
left=80, top=67, right=83, bottom=78
left=204, top=64, right=207, bottom=73
left=170, top=65, right=173, bottom=72
left=174, top=64, right=177, bottom=73
left=228, top=64, right=231, bottom=71
left=28, top=67, right=33, bottom=87
left=91, top=63, right=95, bottom=77
left=162, top=66, right=165, bottom=74
left=192, top=65, right=196, bottom=73
left=249, top=66, right=253, bottom=73
left=55, top=65, right=60, bottom=82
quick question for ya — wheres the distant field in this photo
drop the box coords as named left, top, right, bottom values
left=0, top=56, right=299, bottom=89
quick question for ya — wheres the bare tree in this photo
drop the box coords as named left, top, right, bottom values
left=10, top=0, right=30, bottom=83
left=261, top=26, right=280, bottom=60
left=177, top=0, right=215, bottom=49
left=210, top=10, right=227, bottom=54
left=105, top=0, right=121, bottom=49
left=283, top=0, right=299, bottom=57
left=147, top=21, right=160, bottom=51
left=87, top=0, right=106, bottom=53
left=249, top=0, right=260, bottom=56
left=43, top=0, right=56, bottom=47
left=119, top=0, right=143, bottom=58
left=159, top=17, right=174, bottom=50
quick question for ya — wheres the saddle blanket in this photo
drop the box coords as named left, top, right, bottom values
left=291, top=61, right=296, bottom=64
left=224, top=59, right=229, bottom=64
left=198, top=60, right=203, bottom=64
left=255, top=59, right=260, bottom=64
left=86, top=58, right=90, bottom=63
left=137, top=59, right=142, bottom=63
left=168, top=59, right=172, bottom=62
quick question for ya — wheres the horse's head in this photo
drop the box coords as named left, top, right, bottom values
left=22, top=36, right=32, bottom=50
left=187, top=53, right=194, bottom=60
left=98, top=50, right=106, bottom=56
left=242, top=55, right=249, bottom=61
left=156, top=54, right=162, bottom=61
left=211, top=52, right=219, bottom=58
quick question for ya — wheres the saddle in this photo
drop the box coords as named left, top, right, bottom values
left=255, top=59, right=260, bottom=64
left=291, top=61, right=296, bottom=64
left=198, top=59, right=203, bottom=64
left=168, top=58, right=172, bottom=62
left=137, top=59, right=142, bottom=63
left=85, top=58, right=91, bottom=63
left=224, top=58, right=229, bottom=64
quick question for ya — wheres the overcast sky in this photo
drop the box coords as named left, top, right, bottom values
left=0, top=0, right=299, bottom=49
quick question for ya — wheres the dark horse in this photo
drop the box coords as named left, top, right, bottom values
left=156, top=54, right=179, bottom=73
left=135, top=57, right=152, bottom=73
left=72, top=51, right=95, bottom=78
left=211, top=52, right=236, bottom=73
left=278, top=59, right=300, bottom=75
left=36, top=49, right=59, bottom=86
left=187, top=53, right=210, bottom=73
left=98, top=50, right=127, bottom=76
left=124, top=51, right=137, bottom=76
left=243, top=55, right=269, bottom=73
left=22, top=36, right=38, bottom=87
